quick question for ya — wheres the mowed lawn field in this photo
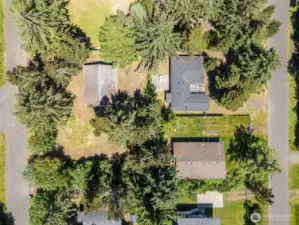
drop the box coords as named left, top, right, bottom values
left=291, top=199, right=299, bottom=225
left=166, top=115, right=250, bottom=139
left=289, top=165, right=299, bottom=190
left=68, top=0, right=112, bottom=47
left=0, top=134, right=6, bottom=203
left=0, top=0, right=5, bottom=86
left=214, top=199, right=268, bottom=225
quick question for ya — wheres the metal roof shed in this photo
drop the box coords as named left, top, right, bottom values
left=83, top=63, right=118, bottom=106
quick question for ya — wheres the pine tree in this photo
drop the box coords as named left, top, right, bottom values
left=134, top=5, right=182, bottom=70
left=99, top=11, right=137, bottom=68
left=30, top=191, right=75, bottom=225
left=11, top=0, right=69, bottom=55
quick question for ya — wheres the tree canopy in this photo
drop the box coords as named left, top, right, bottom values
left=7, top=65, right=74, bottom=133
left=133, top=5, right=182, bottom=70
left=30, top=191, right=75, bottom=225
left=211, top=41, right=280, bottom=110
left=11, top=0, right=90, bottom=62
left=99, top=11, right=137, bottom=68
left=23, top=157, right=68, bottom=191
left=228, top=126, right=281, bottom=204
left=0, top=203, right=14, bottom=225
left=210, top=0, right=280, bottom=50
left=91, top=79, right=174, bottom=147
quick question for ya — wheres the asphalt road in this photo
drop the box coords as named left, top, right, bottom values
left=267, top=0, right=289, bottom=224
left=0, top=0, right=29, bottom=224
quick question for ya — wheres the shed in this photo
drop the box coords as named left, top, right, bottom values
left=167, top=56, right=209, bottom=111
left=173, top=142, right=226, bottom=179
left=83, top=63, right=118, bottom=105
left=177, top=218, right=221, bottom=225
left=77, top=210, right=121, bottom=225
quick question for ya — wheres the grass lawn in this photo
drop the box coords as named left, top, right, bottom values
left=214, top=199, right=268, bottom=225
left=68, top=0, right=112, bottom=47
left=289, top=6, right=298, bottom=151
left=289, top=165, right=299, bottom=189
left=0, top=134, right=6, bottom=203
left=290, top=199, right=299, bottom=225
left=166, top=115, right=250, bottom=139
left=0, top=0, right=5, bottom=86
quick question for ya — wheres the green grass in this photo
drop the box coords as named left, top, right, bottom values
left=214, top=199, right=268, bottom=225
left=68, top=0, right=112, bottom=47
left=289, top=75, right=297, bottom=151
left=289, top=6, right=298, bottom=151
left=0, top=0, right=5, bottom=86
left=289, top=165, right=299, bottom=189
left=290, top=199, right=299, bottom=225
left=0, top=134, right=6, bottom=203
left=166, top=115, right=250, bottom=139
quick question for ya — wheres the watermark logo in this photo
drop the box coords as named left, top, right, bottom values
left=250, top=212, right=261, bottom=223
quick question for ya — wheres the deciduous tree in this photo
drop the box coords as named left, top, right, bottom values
left=23, top=157, right=69, bottom=191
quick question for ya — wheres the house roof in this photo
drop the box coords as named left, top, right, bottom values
left=83, top=63, right=118, bottom=105
left=173, top=142, right=226, bottom=179
left=77, top=210, right=121, bottom=225
left=177, top=218, right=221, bottom=225
left=169, top=56, right=209, bottom=111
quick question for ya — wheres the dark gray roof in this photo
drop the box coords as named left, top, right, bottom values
left=169, top=56, right=209, bottom=111
left=83, top=63, right=118, bottom=105
left=77, top=210, right=121, bottom=225
left=177, top=218, right=221, bottom=225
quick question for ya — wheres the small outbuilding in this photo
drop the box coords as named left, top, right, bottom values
left=77, top=210, right=121, bottom=225
left=176, top=218, right=221, bottom=225
left=166, top=56, right=209, bottom=111
left=83, top=63, right=118, bottom=106
left=173, top=142, right=226, bottom=179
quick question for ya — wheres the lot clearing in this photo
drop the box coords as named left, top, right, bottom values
left=56, top=73, right=125, bottom=159
left=68, top=0, right=134, bottom=47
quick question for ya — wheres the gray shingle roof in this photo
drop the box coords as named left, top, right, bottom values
left=83, top=63, right=118, bottom=105
left=173, top=142, right=226, bottom=179
left=169, top=56, right=209, bottom=111
left=77, top=210, right=121, bottom=225
left=177, top=218, right=221, bottom=225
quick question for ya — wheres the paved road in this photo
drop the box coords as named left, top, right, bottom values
left=267, top=0, right=289, bottom=224
left=0, top=0, right=29, bottom=224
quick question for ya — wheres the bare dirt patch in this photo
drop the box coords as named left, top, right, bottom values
left=112, top=0, right=135, bottom=14
left=57, top=73, right=125, bottom=159
left=208, top=90, right=268, bottom=136
left=118, top=63, right=148, bottom=95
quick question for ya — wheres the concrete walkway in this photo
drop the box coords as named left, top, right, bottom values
left=289, top=152, right=299, bottom=164
left=1, top=0, right=29, bottom=224
left=267, top=0, right=289, bottom=224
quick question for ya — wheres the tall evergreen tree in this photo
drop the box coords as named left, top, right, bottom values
left=11, top=0, right=69, bottom=55
left=210, top=0, right=280, bottom=50
left=133, top=5, right=182, bottom=70
left=99, top=11, right=137, bottom=68
left=7, top=65, right=75, bottom=132
left=90, top=81, right=172, bottom=147
left=213, top=41, right=280, bottom=110
left=30, top=191, right=75, bottom=225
